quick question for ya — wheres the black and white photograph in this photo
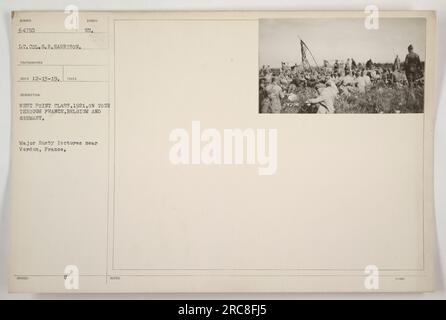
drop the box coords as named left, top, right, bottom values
left=259, top=18, right=426, bottom=114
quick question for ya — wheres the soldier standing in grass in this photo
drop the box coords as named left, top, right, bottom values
left=393, top=55, right=401, bottom=72
left=259, top=78, right=271, bottom=113
left=265, top=76, right=284, bottom=113
left=404, top=44, right=422, bottom=88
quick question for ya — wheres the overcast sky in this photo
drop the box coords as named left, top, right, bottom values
left=259, top=18, right=426, bottom=68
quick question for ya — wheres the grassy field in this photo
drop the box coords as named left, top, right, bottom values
left=281, top=84, right=424, bottom=114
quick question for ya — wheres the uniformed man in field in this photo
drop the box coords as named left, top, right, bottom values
left=306, top=82, right=338, bottom=114
left=404, top=44, right=422, bottom=87
left=265, top=76, right=284, bottom=113
left=393, top=55, right=401, bottom=71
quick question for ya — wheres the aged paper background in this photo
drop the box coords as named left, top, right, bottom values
left=7, top=11, right=436, bottom=293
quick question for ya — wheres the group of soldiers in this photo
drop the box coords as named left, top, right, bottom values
left=259, top=44, right=423, bottom=114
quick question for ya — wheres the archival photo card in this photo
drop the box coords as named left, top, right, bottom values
left=259, top=18, right=426, bottom=114
left=9, top=11, right=436, bottom=293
